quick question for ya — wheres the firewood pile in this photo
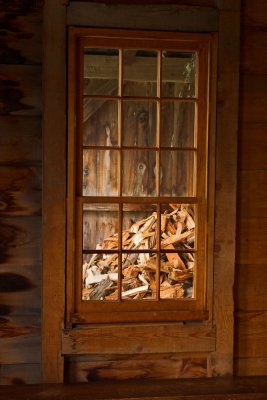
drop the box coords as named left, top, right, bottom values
left=82, top=204, right=195, bottom=300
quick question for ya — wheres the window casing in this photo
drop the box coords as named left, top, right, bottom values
left=68, top=29, right=211, bottom=324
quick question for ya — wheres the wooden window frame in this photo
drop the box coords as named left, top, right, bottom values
left=68, top=28, right=211, bottom=324
left=43, top=0, right=240, bottom=383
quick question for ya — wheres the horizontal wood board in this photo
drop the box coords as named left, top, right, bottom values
left=0, top=65, right=41, bottom=116
left=0, top=10, right=42, bottom=65
left=235, top=264, right=267, bottom=311
left=239, top=74, right=267, bottom=123
left=62, top=324, right=215, bottom=355
left=236, top=218, right=267, bottom=265
left=0, top=364, right=41, bottom=385
left=238, top=123, right=267, bottom=171
left=237, top=170, right=267, bottom=219
left=67, top=2, right=219, bottom=31
left=235, top=311, right=267, bottom=358
left=0, top=116, right=42, bottom=165
left=65, top=353, right=208, bottom=382
left=0, top=216, right=41, bottom=265
left=0, top=315, right=41, bottom=364
left=0, top=264, right=41, bottom=316
left=1, top=377, right=267, bottom=399
left=0, top=166, right=41, bottom=216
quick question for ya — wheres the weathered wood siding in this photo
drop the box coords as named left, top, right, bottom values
left=0, top=0, right=267, bottom=385
left=0, top=1, right=42, bottom=384
left=234, top=0, right=267, bottom=376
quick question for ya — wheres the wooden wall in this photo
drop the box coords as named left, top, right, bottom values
left=234, top=0, right=267, bottom=376
left=0, top=0, right=267, bottom=385
left=0, top=1, right=42, bottom=384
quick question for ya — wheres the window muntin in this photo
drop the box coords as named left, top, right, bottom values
left=71, top=30, right=210, bottom=322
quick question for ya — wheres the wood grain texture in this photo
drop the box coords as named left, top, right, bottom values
left=66, top=354, right=207, bottom=382
left=242, top=0, right=267, bottom=28
left=235, top=311, right=267, bottom=358
left=238, top=123, right=267, bottom=171
left=0, top=264, right=41, bottom=316
left=234, top=357, right=267, bottom=376
left=241, top=28, right=267, bottom=74
left=240, top=74, right=267, bottom=123
left=0, top=11, right=42, bottom=65
left=0, top=315, right=40, bottom=364
left=62, top=324, right=215, bottom=355
left=236, top=218, right=267, bottom=265
left=67, top=2, right=219, bottom=31
left=1, top=377, right=267, bottom=399
left=0, top=0, right=43, bottom=13
left=0, top=116, right=41, bottom=165
left=0, top=166, right=41, bottom=216
left=42, top=0, right=66, bottom=383
left=235, top=264, right=267, bottom=311
left=0, top=217, right=41, bottom=265
left=211, top=6, right=240, bottom=376
left=237, top=170, right=267, bottom=219
left=70, top=0, right=215, bottom=5
left=0, top=65, right=41, bottom=116
left=0, top=364, right=41, bottom=385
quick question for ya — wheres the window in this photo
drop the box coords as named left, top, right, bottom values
left=68, top=29, right=211, bottom=323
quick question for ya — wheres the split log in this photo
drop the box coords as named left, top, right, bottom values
left=82, top=204, right=195, bottom=300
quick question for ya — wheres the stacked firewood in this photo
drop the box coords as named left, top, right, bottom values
left=82, top=204, right=195, bottom=301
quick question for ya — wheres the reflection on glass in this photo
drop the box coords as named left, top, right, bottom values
left=160, top=252, right=194, bottom=299
left=122, top=150, right=156, bottom=196
left=82, top=253, right=119, bottom=301
left=122, top=203, right=157, bottom=250
left=161, top=102, right=195, bottom=148
left=160, top=150, right=195, bottom=197
left=83, top=99, right=118, bottom=146
left=83, top=149, right=118, bottom=196
left=162, top=51, right=196, bottom=98
left=160, top=204, right=195, bottom=250
left=122, top=253, right=156, bottom=300
left=123, top=50, right=157, bottom=97
left=83, top=48, right=119, bottom=95
left=83, top=203, right=119, bottom=250
left=122, top=100, right=157, bottom=147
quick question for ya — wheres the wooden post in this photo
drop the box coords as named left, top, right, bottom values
left=42, top=0, right=67, bottom=383
left=209, top=0, right=240, bottom=376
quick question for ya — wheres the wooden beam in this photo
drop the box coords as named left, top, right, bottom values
left=67, top=2, right=219, bottom=32
left=1, top=377, right=267, bottom=399
left=62, top=323, right=215, bottom=355
left=42, top=0, right=66, bottom=383
left=210, top=3, right=240, bottom=376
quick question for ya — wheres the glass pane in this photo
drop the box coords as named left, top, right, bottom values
left=160, top=204, right=195, bottom=250
left=122, top=203, right=157, bottom=250
left=162, top=51, right=196, bottom=98
left=122, top=100, right=157, bottom=147
left=122, top=253, right=156, bottom=300
left=122, top=150, right=156, bottom=196
left=160, top=150, right=195, bottom=196
left=160, top=252, right=194, bottom=299
left=82, top=254, right=119, bottom=301
left=83, top=99, right=118, bottom=146
left=161, top=102, right=195, bottom=147
left=123, top=50, right=157, bottom=97
left=83, top=149, right=118, bottom=196
left=83, top=203, right=119, bottom=250
left=84, top=48, right=119, bottom=95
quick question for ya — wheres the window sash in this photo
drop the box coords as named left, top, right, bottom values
left=68, top=29, right=210, bottom=322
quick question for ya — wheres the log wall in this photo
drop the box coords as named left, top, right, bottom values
left=0, top=0, right=42, bottom=384
left=234, top=0, right=267, bottom=376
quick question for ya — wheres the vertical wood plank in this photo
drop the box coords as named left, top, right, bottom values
left=42, top=0, right=66, bottom=383
left=210, top=3, right=240, bottom=376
